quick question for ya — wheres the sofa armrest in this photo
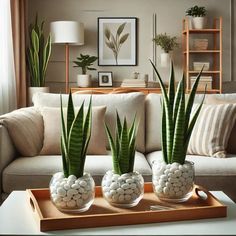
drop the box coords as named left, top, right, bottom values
left=0, top=125, right=16, bottom=198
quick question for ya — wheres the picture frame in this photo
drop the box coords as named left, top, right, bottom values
left=98, top=71, right=113, bottom=87
left=98, top=17, right=137, bottom=66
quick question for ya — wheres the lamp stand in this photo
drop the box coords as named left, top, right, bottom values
left=65, top=43, right=69, bottom=94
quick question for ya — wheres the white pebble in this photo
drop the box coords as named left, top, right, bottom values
left=67, top=200, right=76, bottom=207
left=125, top=189, right=133, bottom=195
left=124, top=194, right=132, bottom=201
left=117, top=188, right=125, bottom=195
left=57, top=187, right=66, bottom=197
left=131, top=193, right=138, bottom=200
left=73, top=194, right=81, bottom=200
left=63, top=196, right=72, bottom=202
left=76, top=198, right=83, bottom=206
left=174, top=187, right=180, bottom=192
left=121, top=183, right=129, bottom=190
left=118, top=194, right=125, bottom=202
left=67, top=189, right=78, bottom=196
left=78, top=187, right=85, bottom=193
left=112, top=194, right=119, bottom=201
left=71, top=184, right=79, bottom=189
left=126, top=179, right=134, bottom=184
left=82, top=193, right=89, bottom=200
left=63, top=184, right=70, bottom=190
left=110, top=182, right=119, bottom=190
left=68, top=175, right=77, bottom=182
left=110, top=190, right=117, bottom=195
left=79, top=180, right=87, bottom=187
left=59, top=201, right=67, bottom=208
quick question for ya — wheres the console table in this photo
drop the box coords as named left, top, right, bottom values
left=71, top=87, right=161, bottom=94
left=0, top=191, right=236, bottom=235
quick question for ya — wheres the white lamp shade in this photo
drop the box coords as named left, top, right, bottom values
left=50, top=21, right=84, bottom=45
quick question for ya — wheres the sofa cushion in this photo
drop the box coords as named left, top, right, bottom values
left=33, top=92, right=146, bottom=153
left=188, top=103, right=236, bottom=158
left=145, top=93, right=162, bottom=153
left=2, top=151, right=152, bottom=193
left=0, top=107, right=43, bottom=156
left=146, top=151, right=236, bottom=176
left=40, top=106, right=107, bottom=155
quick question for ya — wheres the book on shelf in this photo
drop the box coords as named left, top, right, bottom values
left=121, top=79, right=147, bottom=88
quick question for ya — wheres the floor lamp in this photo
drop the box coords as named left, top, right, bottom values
left=50, top=21, right=84, bottom=93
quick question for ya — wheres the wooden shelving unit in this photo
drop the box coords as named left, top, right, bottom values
left=182, top=17, right=222, bottom=93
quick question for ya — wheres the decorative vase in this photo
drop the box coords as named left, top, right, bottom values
left=192, top=17, right=206, bottom=29
left=28, top=87, right=49, bottom=106
left=49, top=172, right=95, bottom=213
left=102, top=170, right=144, bottom=208
left=152, top=161, right=194, bottom=203
left=77, top=74, right=92, bottom=87
left=160, top=53, right=171, bottom=67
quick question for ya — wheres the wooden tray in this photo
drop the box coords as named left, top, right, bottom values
left=27, top=183, right=227, bottom=232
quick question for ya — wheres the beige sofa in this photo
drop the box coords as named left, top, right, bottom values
left=0, top=92, right=236, bottom=203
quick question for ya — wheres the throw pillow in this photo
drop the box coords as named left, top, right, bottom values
left=187, top=103, right=236, bottom=158
left=0, top=107, right=44, bottom=156
left=205, top=95, right=236, bottom=154
left=40, top=106, right=107, bottom=155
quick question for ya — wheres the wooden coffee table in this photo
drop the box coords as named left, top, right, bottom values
left=0, top=191, right=235, bottom=235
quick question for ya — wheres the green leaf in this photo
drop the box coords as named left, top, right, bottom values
left=117, top=22, right=126, bottom=36
left=119, top=33, right=129, bottom=44
left=161, top=99, right=168, bottom=163
left=67, top=91, right=75, bottom=135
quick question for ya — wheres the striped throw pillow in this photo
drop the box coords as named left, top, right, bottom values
left=187, top=104, right=236, bottom=158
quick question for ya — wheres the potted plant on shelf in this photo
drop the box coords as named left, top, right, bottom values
left=102, top=112, right=144, bottom=208
left=186, top=5, right=207, bottom=29
left=49, top=91, right=95, bottom=213
left=26, top=14, right=51, bottom=105
left=73, top=54, right=98, bottom=88
left=150, top=60, right=204, bottom=203
left=153, top=33, right=178, bottom=67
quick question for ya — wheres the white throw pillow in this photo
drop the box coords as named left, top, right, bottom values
left=40, top=106, right=107, bottom=155
left=188, top=103, right=236, bottom=158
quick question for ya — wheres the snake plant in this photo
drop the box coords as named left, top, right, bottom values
left=60, top=91, right=92, bottom=178
left=105, top=112, right=137, bottom=175
left=26, top=14, right=51, bottom=87
left=150, top=60, right=205, bottom=165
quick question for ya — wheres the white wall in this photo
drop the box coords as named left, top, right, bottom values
left=27, top=0, right=233, bottom=93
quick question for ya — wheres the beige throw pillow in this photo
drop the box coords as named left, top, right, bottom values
left=0, top=107, right=44, bottom=156
left=188, top=103, right=236, bottom=158
left=206, top=96, right=236, bottom=154
left=40, top=106, right=107, bottom=155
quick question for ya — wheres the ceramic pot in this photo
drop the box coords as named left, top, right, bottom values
left=160, top=53, right=171, bottom=67
left=192, top=17, right=206, bottom=29
left=102, top=170, right=144, bottom=208
left=152, top=161, right=194, bottom=203
left=77, top=74, right=92, bottom=87
left=28, top=87, right=49, bottom=106
left=49, top=172, right=95, bottom=213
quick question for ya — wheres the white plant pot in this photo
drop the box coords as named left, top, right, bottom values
left=192, top=17, right=206, bottom=29
left=160, top=53, right=171, bottom=67
left=28, top=87, right=49, bottom=106
left=77, top=74, right=92, bottom=88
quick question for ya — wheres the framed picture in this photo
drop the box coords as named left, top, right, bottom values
left=98, top=17, right=137, bottom=66
left=98, top=71, right=113, bottom=87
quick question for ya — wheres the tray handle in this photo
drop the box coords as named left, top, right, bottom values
left=194, top=185, right=210, bottom=200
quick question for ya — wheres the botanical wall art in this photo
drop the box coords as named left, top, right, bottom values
left=98, top=71, right=113, bottom=87
left=98, top=17, right=137, bottom=66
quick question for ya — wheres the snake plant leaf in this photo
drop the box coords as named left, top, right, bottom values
left=67, top=91, right=75, bottom=136
left=168, top=60, right=175, bottom=116
left=119, top=118, right=129, bottom=174
left=173, top=75, right=183, bottom=124
left=185, top=67, right=204, bottom=134
left=161, top=100, right=168, bottom=164
left=61, top=137, right=68, bottom=178
left=128, top=118, right=137, bottom=173
left=117, top=22, right=126, bottom=36
left=105, top=124, right=121, bottom=175
left=116, top=111, right=122, bottom=139
left=32, top=30, right=39, bottom=53
left=171, top=78, right=185, bottom=164
left=128, top=113, right=137, bottom=140
left=119, top=33, right=129, bottom=44
left=68, top=102, right=84, bottom=177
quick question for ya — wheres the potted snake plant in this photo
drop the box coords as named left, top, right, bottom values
left=49, top=91, right=95, bottom=213
left=26, top=14, right=51, bottom=105
left=150, top=60, right=204, bottom=203
left=102, top=112, right=144, bottom=208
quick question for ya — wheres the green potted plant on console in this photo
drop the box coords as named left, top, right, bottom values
left=102, top=113, right=144, bottom=208
left=150, top=60, right=204, bottom=202
left=49, top=92, right=95, bottom=213
left=153, top=33, right=178, bottom=67
left=186, top=5, right=207, bottom=29
left=73, top=54, right=98, bottom=88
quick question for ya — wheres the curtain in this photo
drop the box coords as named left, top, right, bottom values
left=10, top=0, right=27, bottom=108
left=0, top=0, right=17, bottom=115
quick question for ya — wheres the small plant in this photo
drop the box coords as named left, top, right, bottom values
left=73, top=54, right=98, bottom=75
left=60, top=91, right=92, bottom=178
left=150, top=60, right=205, bottom=164
left=26, top=14, right=51, bottom=87
left=105, top=112, right=138, bottom=175
left=186, top=5, right=206, bottom=17
left=104, top=22, right=129, bottom=65
left=153, top=33, right=178, bottom=53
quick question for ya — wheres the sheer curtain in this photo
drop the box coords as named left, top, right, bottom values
left=0, top=0, right=17, bottom=115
